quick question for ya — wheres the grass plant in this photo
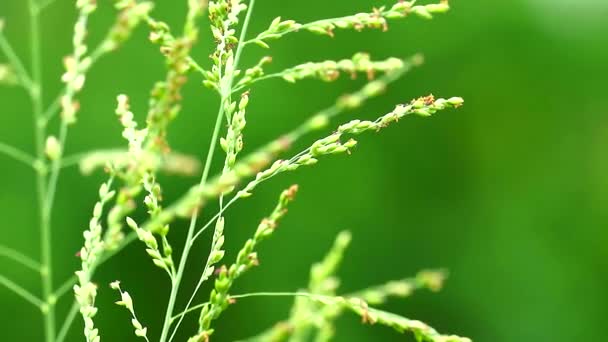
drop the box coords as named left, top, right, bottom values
left=0, top=1, right=468, bottom=341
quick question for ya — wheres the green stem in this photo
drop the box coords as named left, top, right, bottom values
left=0, top=142, right=37, bottom=169
left=36, top=0, right=58, bottom=13
left=58, top=151, right=89, bottom=169
left=171, top=291, right=336, bottom=322
left=0, top=245, right=41, bottom=272
left=232, top=0, right=256, bottom=71
left=0, top=274, right=44, bottom=308
left=160, top=2, right=258, bottom=341
left=28, top=1, right=55, bottom=341
left=52, top=274, right=75, bottom=300
left=55, top=302, right=79, bottom=342
left=41, top=93, right=61, bottom=123
left=0, top=28, right=34, bottom=89
left=191, top=192, right=240, bottom=243
left=232, top=73, right=281, bottom=93
left=158, top=100, right=226, bottom=342
left=43, top=5, right=94, bottom=338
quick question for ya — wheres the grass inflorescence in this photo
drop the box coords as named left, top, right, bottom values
left=0, top=0, right=468, bottom=341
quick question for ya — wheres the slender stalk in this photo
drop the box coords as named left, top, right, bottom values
left=230, top=291, right=335, bottom=301
left=0, top=28, right=34, bottom=89
left=0, top=274, right=44, bottom=308
left=171, top=292, right=335, bottom=322
left=28, top=1, right=55, bottom=341
left=242, top=6, right=400, bottom=46
left=0, top=245, right=41, bottom=272
left=57, top=151, right=89, bottom=169
left=170, top=8, right=255, bottom=341
left=231, top=72, right=281, bottom=93
left=44, top=3, right=95, bottom=338
left=159, top=3, right=258, bottom=340
left=41, top=94, right=61, bottom=123
left=55, top=302, right=79, bottom=342
left=232, top=0, right=256, bottom=73
left=36, top=0, right=58, bottom=13
left=0, top=142, right=37, bottom=169
left=158, top=102, right=226, bottom=342
left=191, top=191, right=240, bottom=243
left=52, top=274, right=76, bottom=300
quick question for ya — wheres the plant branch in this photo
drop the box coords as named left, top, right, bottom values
left=158, top=2, right=258, bottom=341
left=46, top=64, right=422, bottom=341
left=52, top=274, right=75, bottom=300
left=55, top=302, right=79, bottom=342
left=35, top=0, right=58, bottom=13
left=171, top=292, right=335, bottom=322
left=0, top=274, right=44, bottom=308
left=245, top=2, right=450, bottom=47
left=0, top=245, right=41, bottom=272
left=157, top=101, right=226, bottom=342
left=233, top=53, right=405, bottom=93
left=0, top=142, right=37, bottom=169
left=0, top=28, right=34, bottom=89
left=26, top=0, right=56, bottom=340
left=49, top=60, right=418, bottom=303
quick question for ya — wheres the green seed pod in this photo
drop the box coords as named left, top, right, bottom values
left=448, top=97, right=465, bottom=106
left=307, top=26, right=331, bottom=36
left=45, top=136, right=61, bottom=160
left=426, top=3, right=450, bottom=14
left=412, top=6, right=433, bottom=19
left=414, top=108, right=432, bottom=117
left=344, top=139, right=358, bottom=149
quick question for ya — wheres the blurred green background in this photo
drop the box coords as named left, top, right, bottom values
left=1, top=0, right=607, bottom=341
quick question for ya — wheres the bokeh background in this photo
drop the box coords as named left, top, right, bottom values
left=1, top=0, right=607, bottom=341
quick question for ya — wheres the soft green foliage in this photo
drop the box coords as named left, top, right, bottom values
left=0, top=0, right=467, bottom=341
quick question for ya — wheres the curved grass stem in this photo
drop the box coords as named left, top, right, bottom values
left=0, top=142, right=37, bottom=169
left=55, top=302, right=79, bottom=342
left=0, top=245, right=41, bottom=272
left=0, top=274, right=44, bottom=308
left=161, top=2, right=258, bottom=341
left=0, top=29, right=34, bottom=89
left=170, top=291, right=336, bottom=323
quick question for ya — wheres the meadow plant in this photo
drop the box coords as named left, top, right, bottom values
left=0, top=0, right=469, bottom=341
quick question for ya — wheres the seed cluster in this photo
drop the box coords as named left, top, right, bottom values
left=235, top=96, right=464, bottom=201
left=220, top=92, right=250, bottom=171
left=126, top=173, right=175, bottom=278
left=74, top=179, right=116, bottom=342
left=110, top=281, right=150, bottom=342
left=205, top=0, right=248, bottom=90
left=101, top=1, right=153, bottom=53
left=280, top=53, right=404, bottom=83
left=250, top=1, right=451, bottom=48
left=189, top=185, right=299, bottom=342
left=0, top=1, right=470, bottom=341
left=60, top=0, right=97, bottom=125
